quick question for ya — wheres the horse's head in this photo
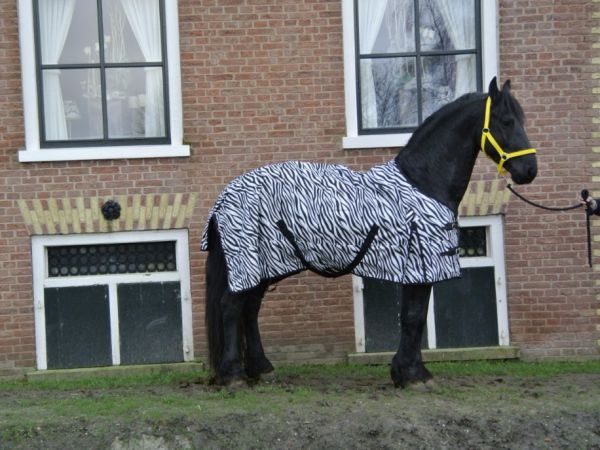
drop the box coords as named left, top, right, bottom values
left=481, top=78, right=537, bottom=184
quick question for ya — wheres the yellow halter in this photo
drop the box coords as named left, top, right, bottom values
left=480, top=96, right=536, bottom=175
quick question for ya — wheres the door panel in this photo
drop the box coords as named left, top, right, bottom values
left=362, top=277, right=428, bottom=352
left=433, top=267, right=499, bottom=348
left=45, top=285, right=111, bottom=369
left=117, top=282, right=183, bottom=365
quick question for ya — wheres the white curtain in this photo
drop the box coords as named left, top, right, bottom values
left=436, top=0, right=475, bottom=97
left=120, top=0, right=165, bottom=137
left=39, top=0, right=75, bottom=140
left=358, top=0, right=388, bottom=128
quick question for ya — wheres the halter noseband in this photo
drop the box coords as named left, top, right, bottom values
left=480, top=96, right=536, bottom=175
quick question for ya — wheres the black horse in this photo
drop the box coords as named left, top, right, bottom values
left=203, top=78, right=537, bottom=388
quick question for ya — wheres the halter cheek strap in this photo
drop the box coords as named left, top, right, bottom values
left=480, top=96, right=536, bottom=175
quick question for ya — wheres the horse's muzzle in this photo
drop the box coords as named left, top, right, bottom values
left=507, top=156, right=537, bottom=185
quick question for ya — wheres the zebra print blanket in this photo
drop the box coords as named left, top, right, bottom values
left=201, top=160, right=461, bottom=293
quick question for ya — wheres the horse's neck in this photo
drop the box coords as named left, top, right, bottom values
left=395, top=96, right=485, bottom=213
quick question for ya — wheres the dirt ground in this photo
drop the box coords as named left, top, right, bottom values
left=1, top=368, right=599, bottom=449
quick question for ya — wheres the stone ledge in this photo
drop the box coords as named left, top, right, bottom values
left=0, top=367, right=29, bottom=380
left=25, top=362, right=205, bottom=382
left=348, top=346, right=521, bottom=365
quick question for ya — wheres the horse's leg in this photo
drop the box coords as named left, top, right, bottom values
left=242, top=282, right=274, bottom=380
left=205, top=217, right=272, bottom=385
left=217, top=290, right=246, bottom=385
left=205, top=218, right=245, bottom=385
left=390, top=283, right=433, bottom=388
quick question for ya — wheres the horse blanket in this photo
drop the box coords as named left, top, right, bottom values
left=201, top=160, right=461, bottom=293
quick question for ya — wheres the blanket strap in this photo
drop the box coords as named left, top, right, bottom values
left=276, top=220, right=380, bottom=278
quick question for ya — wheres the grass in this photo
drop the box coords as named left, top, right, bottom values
left=1, top=359, right=599, bottom=392
left=271, top=359, right=600, bottom=379
left=1, top=360, right=598, bottom=447
left=429, top=359, right=600, bottom=378
left=1, top=359, right=599, bottom=390
left=0, top=360, right=598, bottom=423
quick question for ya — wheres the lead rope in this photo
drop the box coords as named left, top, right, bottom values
left=506, top=184, right=592, bottom=267
left=582, top=189, right=593, bottom=268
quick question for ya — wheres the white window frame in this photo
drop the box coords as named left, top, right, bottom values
left=353, top=215, right=508, bottom=352
left=32, top=229, right=194, bottom=370
left=341, top=0, right=499, bottom=149
left=17, top=0, right=190, bottom=163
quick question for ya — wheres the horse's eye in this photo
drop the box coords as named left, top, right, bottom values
left=502, top=118, right=515, bottom=127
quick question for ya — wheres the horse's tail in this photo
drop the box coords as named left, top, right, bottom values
left=205, top=217, right=228, bottom=376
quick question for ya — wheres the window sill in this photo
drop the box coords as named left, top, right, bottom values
left=18, top=144, right=191, bottom=163
left=342, top=133, right=411, bottom=150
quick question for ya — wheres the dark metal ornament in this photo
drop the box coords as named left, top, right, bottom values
left=101, top=200, right=121, bottom=221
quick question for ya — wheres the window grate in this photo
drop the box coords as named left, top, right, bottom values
left=47, top=241, right=177, bottom=277
left=458, top=226, right=486, bottom=257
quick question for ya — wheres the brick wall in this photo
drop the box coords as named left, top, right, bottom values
left=0, top=0, right=598, bottom=374
left=498, top=0, right=600, bottom=358
left=0, top=0, right=33, bottom=374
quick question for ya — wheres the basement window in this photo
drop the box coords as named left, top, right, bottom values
left=353, top=215, right=508, bottom=352
left=32, top=230, right=193, bottom=370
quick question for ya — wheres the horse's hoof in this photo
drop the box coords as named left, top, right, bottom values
left=246, top=369, right=276, bottom=385
left=405, top=381, right=429, bottom=392
left=424, top=379, right=437, bottom=390
left=390, top=362, right=433, bottom=391
left=394, top=378, right=435, bottom=392
left=246, top=358, right=275, bottom=380
left=208, top=375, right=221, bottom=386
left=227, top=378, right=247, bottom=389
left=259, top=371, right=276, bottom=382
left=409, top=379, right=436, bottom=392
left=208, top=373, right=246, bottom=387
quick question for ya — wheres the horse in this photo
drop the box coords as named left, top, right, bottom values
left=201, top=78, right=537, bottom=388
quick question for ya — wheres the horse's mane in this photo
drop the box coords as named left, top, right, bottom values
left=400, top=89, right=526, bottom=156
left=398, top=93, right=482, bottom=159
left=498, top=90, right=526, bottom=125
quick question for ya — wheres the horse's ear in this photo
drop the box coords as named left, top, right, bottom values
left=488, top=77, right=500, bottom=102
left=502, top=79, right=512, bottom=92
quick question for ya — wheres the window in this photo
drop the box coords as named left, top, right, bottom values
left=32, top=230, right=193, bottom=370
left=36, top=0, right=169, bottom=146
left=342, top=0, right=498, bottom=149
left=18, top=0, right=189, bottom=162
left=353, top=216, right=508, bottom=352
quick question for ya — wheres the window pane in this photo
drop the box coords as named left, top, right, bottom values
left=47, top=241, right=177, bottom=277
left=458, top=226, right=487, bottom=257
left=419, top=0, right=476, bottom=52
left=103, top=0, right=162, bottom=63
left=358, top=0, right=415, bottom=54
left=421, top=54, right=476, bottom=118
left=40, top=0, right=100, bottom=65
left=106, top=67, right=165, bottom=138
left=360, top=57, right=417, bottom=129
left=42, top=68, right=103, bottom=141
